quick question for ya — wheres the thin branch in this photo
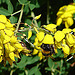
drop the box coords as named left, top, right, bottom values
left=15, top=4, right=24, bottom=35
left=11, top=10, right=21, bottom=16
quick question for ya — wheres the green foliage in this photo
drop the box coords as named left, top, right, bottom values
left=73, top=0, right=75, bottom=3
left=0, top=0, right=74, bottom=75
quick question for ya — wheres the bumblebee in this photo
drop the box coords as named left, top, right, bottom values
left=41, top=43, right=55, bottom=57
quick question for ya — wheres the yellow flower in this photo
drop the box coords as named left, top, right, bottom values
left=5, top=43, right=15, bottom=52
left=66, top=17, right=73, bottom=27
left=0, top=23, right=5, bottom=29
left=38, top=51, right=45, bottom=60
left=67, top=5, right=75, bottom=13
left=34, top=27, right=39, bottom=33
left=33, top=31, right=54, bottom=60
left=54, top=31, right=65, bottom=42
left=62, top=28, right=71, bottom=34
left=43, top=24, right=57, bottom=32
left=33, top=49, right=39, bottom=55
left=14, top=43, right=23, bottom=49
left=0, top=57, right=2, bottom=62
left=35, top=14, right=41, bottom=20
left=3, top=35, right=11, bottom=44
left=56, top=18, right=62, bottom=26
left=0, top=50, right=3, bottom=56
left=56, top=4, right=75, bottom=28
left=5, top=21, right=13, bottom=28
left=65, top=22, right=69, bottom=28
left=4, top=29, right=14, bottom=36
left=70, top=47, right=75, bottom=53
left=0, top=15, right=7, bottom=23
left=10, top=36, right=18, bottom=43
left=73, top=28, right=75, bottom=32
left=36, top=32, right=44, bottom=42
left=66, top=33, right=75, bottom=47
left=61, top=12, right=72, bottom=18
left=62, top=45, right=70, bottom=55
left=0, top=15, right=30, bottom=65
left=58, top=5, right=67, bottom=11
left=28, top=29, right=32, bottom=39
left=42, top=34, right=54, bottom=44
left=9, top=52, right=15, bottom=61
left=55, top=40, right=62, bottom=49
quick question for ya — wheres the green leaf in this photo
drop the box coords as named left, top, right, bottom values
left=48, top=57, right=54, bottom=68
left=45, top=67, right=51, bottom=71
left=18, top=0, right=30, bottom=5
left=25, top=19, right=32, bottom=25
left=35, top=70, right=42, bottom=75
left=9, top=16, right=18, bottom=23
left=25, top=56, right=40, bottom=65
left=59, top=53, right=64, bottom=58
left=73, top=13, right=75, bottom=21
left=16, top=55, right=27, bottom=68
left=18, top=0, right=27, bottom=4
left=73, top=0, right=75, bottom=3
left=0, top=8, right=11, bottom=16
left=38, top=21, right=41, bottom=27
left=3, top=0, right=5, bottom=3
left=57, top=49, right=62, bottom=57
left=5, top=0, right=13, bottom=13
left=30, top=35, right=36, bottom=43
left=53, top=62, right=58, bottom=69
left=28, top=66, right=38, bottom=75
left=35, top=0, right=40, bottom=8
left=0, top=0, right=5, bottom=4
left=0, top=0, right=1, bottom=4
left=29, top=4, right=36, bottom=10
left=30, top=0, right=40, bottom=8
left=19, top=72, right=24, bottom=75
left=24, top=5, right=29, bottom=14
left=57, top=61, right=61, bottom=67
left=31, top=56, right=40, bottom=64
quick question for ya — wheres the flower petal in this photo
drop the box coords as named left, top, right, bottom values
left=54, top=31, right=65, bottom=42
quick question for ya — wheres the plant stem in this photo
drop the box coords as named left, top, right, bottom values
left=31, top=12, right=38, bottom=27
left=10, top=64, right=14, bottom=75
left=11, top=10, right=21, bottom=16
left=15, top=4, right=24, bottom=35
left=24, top=38, right=35, bottom=48
left=51, top=72, right=54, bottom=75
left=59, top=59, right=63, bottom=75
left=47, top=0, right=50, bottom=24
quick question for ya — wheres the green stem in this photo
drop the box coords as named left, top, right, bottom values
left=59, top=59, right=63, bottom=75
left=10, top=64, right=14, bottom=75
left=51, top=72, right=54, bottom=75
left=31, top=12, right=38, bottom=27
left=24, top=38, right=35, bottom=48
left=25, top=70, right=28, bottom=75
left=18, top=28, right=31, bottom=32
left=38, top=28, right=54, bottom=35
left=11, top=10, right=21, bottom=16
left=15, top=4, right=24, bottom=35
left=47, top=0, right=50, bottom=24
left=51, top=65, right=55, bottom=75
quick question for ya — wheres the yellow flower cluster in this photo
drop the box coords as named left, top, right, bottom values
left=33, top=31, right=54, bottom=60
left=0, top=15, right=29, bottom=65
left=54, top=28, right=75, bottom=57
left=33, top=24, right=57, bottom=60
left=56, top=4, right=75, bottom=28
left=32, top=25, right=75, bottom=59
